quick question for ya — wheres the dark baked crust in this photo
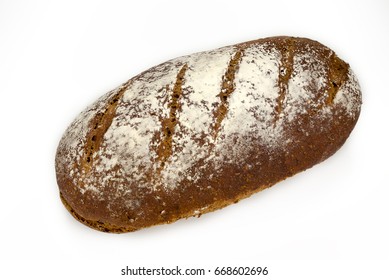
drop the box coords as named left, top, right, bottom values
left=55, top=36, right=362, bottom=233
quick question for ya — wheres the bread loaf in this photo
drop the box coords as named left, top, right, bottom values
left=55, top=36, right=362, bottom=233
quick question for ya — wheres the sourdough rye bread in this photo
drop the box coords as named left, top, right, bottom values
left=55, top=36, right=362, bottom=233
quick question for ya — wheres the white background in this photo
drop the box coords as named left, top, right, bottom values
left=0, top=0, right=388, bottom=279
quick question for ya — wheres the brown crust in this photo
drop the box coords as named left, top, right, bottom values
left=56, top=36, right=362, bottom=233
left=60, top=180, right=276, bottom=233
left=60, top=192, right=131, bottom=233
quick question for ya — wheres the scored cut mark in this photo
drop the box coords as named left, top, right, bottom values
left=81, top=82, right=131, bottom=173
left=212, top=49, right=244, bottom=140
left=156, top=63, right=188, bottom=172
left=326, top=52, right=349, bottom=104
left=274, top=38, right=295, bottom=123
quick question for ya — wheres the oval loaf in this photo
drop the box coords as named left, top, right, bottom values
left=55, top=36, right=362, bottom=233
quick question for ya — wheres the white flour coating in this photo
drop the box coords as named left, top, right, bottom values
left=213, top=43, right=282, bottom=166
left=333, top=69, right=361, bottom=117
left=283, top=51, right=328, bottom=122
left=160, top=47, right=235, bottom=187
left=89, top=59, right=190, bottom=191
left=59, top=40, right=362, bottom=203
left=57, top=89, right=119, bottom=195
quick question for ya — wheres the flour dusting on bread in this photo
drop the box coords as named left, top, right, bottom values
left=56, top=37, right=362, bottom=232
